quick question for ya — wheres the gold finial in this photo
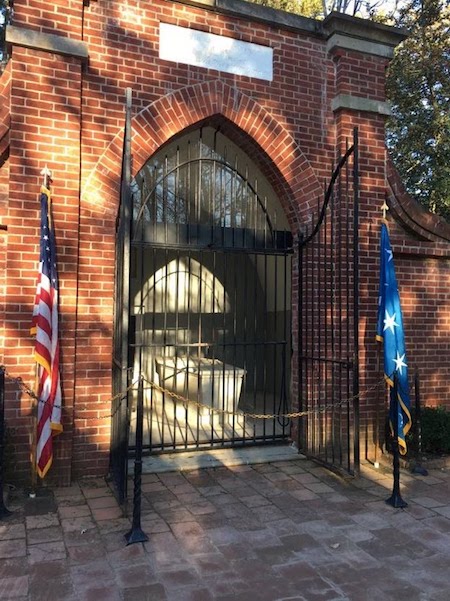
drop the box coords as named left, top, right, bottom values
left=40, top=165, right=52, bottom=188
left=381, top=201, right=389, bottom=220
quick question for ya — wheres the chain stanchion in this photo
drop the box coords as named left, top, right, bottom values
left=0, top=367, right=12, bottom=518
left=125, top=375, right=148, bottom=545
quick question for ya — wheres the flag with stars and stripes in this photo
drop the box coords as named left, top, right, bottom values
left=31, top=186, right=63, bottom=478
left=376, top=222, right=412, bottom=454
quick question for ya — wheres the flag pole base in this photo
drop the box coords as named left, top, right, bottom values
left=125, top=526, right=149, bottom=545
left=411, top=465, right=428, bottom=476
left=385, top=492, right=408, bottom=509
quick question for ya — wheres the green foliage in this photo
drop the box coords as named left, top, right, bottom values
left=0, top=1, right=12, bottom=70
left=386, top=0, right=450, bottom=221
left=248, top=0, right=401, bottom=19
left=250, top=0, right=323, bottom=17
left=407, top=406, right=450, bottom=455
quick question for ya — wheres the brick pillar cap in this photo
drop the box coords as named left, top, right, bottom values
left=324, top=11, right=408, bottom=48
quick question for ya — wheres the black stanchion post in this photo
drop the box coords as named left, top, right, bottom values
left=125, top=376, right=148, bottom=545
left=411, top=368, right=428, bottom=476
left=0, top=367, right=12, bottom=518
left=386, top=374, right=407, bottom=508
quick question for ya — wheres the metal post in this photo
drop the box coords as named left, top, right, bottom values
left=374, top=349, right=381, bottom=468
left=386, top=375, right=407, bottom=508
left=120, top=87, right=133, bottom=503
left=411, top=369, right=428, bottom=476
left=125, top=375, right=149, bottom=544
left=297, top=232, right=304, bottom=452
left=0, top=367, right=12, bottom=518
left=352, top=127, right=360, bottom=476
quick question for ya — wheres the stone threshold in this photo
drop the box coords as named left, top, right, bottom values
left=137, top=443, right=303, bottom=474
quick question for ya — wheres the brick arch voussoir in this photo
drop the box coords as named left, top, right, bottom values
left=82, top=80, right=321, bottom=229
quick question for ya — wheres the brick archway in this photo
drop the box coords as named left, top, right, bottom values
left=82, top=79, right=321, bottom=228
left=74, top=81, right=323, bottom=477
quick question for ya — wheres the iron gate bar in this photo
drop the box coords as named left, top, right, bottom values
left=110, top=89, right=132, bottom=504
left=322, top=184, right=327, bottom=462
left=352, top=128, right=360, bottom=476
left=298, top=127, right=359, bottom=476
left=336, top=163, right=343, bottom=467
left=130, top=237, right=292, bottom=253
left=343, top=135, right=351, bottom=472
left=297, top=233, right=304, bottom=453
left=298, top=356, right=352, bottom=365
left=300, top=142, right=356, bottom=247
left=329, top=184, right=335, bottom=465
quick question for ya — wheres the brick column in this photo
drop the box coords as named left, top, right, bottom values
left=325, top=13, right=406, bottom=462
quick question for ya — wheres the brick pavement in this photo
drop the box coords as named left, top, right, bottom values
left=0, top=455, right=449, bottom=600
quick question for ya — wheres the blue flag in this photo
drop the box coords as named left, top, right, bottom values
left=376, top=222, right=412, bottom=454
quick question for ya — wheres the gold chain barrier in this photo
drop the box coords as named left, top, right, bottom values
left=142, top=376, right=386, bottom=420
left=0, top=365, right=139, bottom=420
left=1, top=364, right=387, bottom=421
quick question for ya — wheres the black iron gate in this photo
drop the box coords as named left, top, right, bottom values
left=298, top=128, right=360, bottom=476
left=129, top=126, right=293, bottom=454
left=111, top=117, right=360, bottom=501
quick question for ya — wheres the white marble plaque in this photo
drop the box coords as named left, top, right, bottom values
left=159, top=22, right=273, bottom=82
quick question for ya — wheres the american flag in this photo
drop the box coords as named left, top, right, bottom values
left=31, top=186, right=63, bottom=478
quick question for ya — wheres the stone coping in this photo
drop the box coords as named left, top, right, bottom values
left=332, top=94, right=391, bottom=115
left=178, top=1, right=408, bottom=50
left=387, top=159, right=450, bottom=243
left=5, top=25, right=88, bottom=61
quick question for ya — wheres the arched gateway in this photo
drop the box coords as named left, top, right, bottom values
left=130, top=124, right=293, bottom=451
left=102, top=83, right=325, bottom=500
left=110, top=90, right=360, bottom=502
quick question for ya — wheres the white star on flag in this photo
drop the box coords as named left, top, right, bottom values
left=385, top=248, right=393, bottom=262
left=383, top=310, right=399, bottom=334
left=393, top=352, right=407, bottom=375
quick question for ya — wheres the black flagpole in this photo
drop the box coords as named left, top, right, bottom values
left=386, top=373, right=407, bottom=508
left=125, top=373, right=148, bottom=545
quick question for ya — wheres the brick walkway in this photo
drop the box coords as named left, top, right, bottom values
left=1, top=455, right=450, bottom=600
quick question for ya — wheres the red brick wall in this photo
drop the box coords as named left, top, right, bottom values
left=3, top=43, right=82, bottom=484
left=11, top=0, right=84, bottom=39
left=396, top=250, right=450, bottom=405
left=388, top=220, right=450, bottom=404
left=1, top=1, right=448, bottom=482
